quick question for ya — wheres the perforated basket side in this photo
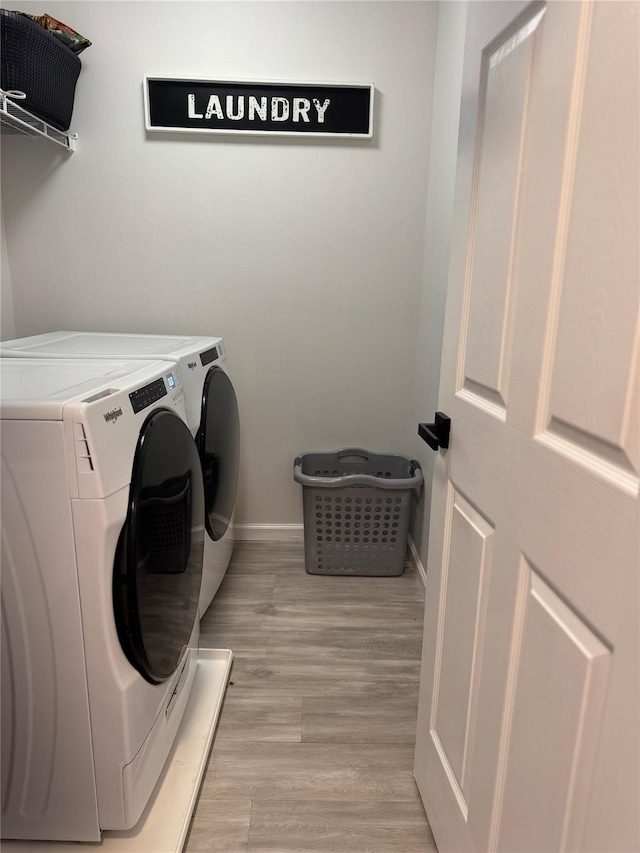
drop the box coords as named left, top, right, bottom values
left=302, top=485, right=413, bottom=576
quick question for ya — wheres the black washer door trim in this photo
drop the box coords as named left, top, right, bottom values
left=113, top=408, right=204, bottom=684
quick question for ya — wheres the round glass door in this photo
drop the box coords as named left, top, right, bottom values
left=113, top=409, right=204, bottom=684
left=198, top=367, right=240, bottom=541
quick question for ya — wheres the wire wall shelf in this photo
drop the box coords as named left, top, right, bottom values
left=0, top=89, right=77, bottom=151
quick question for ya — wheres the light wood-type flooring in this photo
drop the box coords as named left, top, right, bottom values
left=186, top=540, right=436, bottom=853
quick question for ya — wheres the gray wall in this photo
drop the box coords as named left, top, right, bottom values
left=1, top=1, right=439, bottom=529
left=1, top=206, right=15, bottom=339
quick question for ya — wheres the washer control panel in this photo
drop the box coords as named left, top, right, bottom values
left=129, top=377, right=167, bottom=414
left=165, top=370, right=181, bottom=391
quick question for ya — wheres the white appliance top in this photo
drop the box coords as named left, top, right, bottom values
left=1, top=358, right=189, bottom=499
left=0, top=331, right=223, bottom=359
left=0, top=357, right=179, bottom=420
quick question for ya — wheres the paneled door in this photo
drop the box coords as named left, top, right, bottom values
left=414, top=2, right=639, bottom=851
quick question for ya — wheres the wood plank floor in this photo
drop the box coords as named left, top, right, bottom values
left=187, top=540, right=437, bottom=853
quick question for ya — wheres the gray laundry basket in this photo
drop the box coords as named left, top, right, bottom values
left=293, top=448, right=423, bottom=576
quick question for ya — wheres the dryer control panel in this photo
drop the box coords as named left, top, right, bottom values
left=199, top=345, right=219, bottom=367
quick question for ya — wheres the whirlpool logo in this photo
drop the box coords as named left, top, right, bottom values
left=103, top=407, right=123, bottom=424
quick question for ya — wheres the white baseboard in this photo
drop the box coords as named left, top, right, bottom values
left=234, top=528, right=426, bottom=589
left=234, top=524, right=304, bottom=541
left=408, top=536, right=427, bottom=590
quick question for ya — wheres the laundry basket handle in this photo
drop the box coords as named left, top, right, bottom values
left=293, top=457, right=423, bottom=492
left=336, top=448, right=371, bottom=462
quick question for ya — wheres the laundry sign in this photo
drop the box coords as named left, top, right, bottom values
left=144, top=77, right=374, bottom=138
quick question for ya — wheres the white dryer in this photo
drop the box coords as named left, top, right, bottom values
left=1, top=358, right=204, bottom=842
left=0, top=332, right=240, bottom=616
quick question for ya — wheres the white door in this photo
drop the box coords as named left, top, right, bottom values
left=414, top=2, right=639, bottom=851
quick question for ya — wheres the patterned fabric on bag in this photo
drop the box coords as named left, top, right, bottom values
left=14, top=11, right=91, bottom=53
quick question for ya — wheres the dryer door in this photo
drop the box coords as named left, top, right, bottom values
left=113, top=409, right=204, bottom=684
left=198, top=366, right=240, bottom=541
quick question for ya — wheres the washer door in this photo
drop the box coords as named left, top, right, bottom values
left=198, top=366, right=240, bottom=541
left=113, top=409, right=204, bottom=684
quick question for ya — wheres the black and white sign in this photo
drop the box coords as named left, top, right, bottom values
left=144, top=77, right=374, bottom=138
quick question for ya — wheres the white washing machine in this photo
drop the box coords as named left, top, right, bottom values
left=0, top=332, right=240, bottom=616
left=1, top=357, right=204, bottom=842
